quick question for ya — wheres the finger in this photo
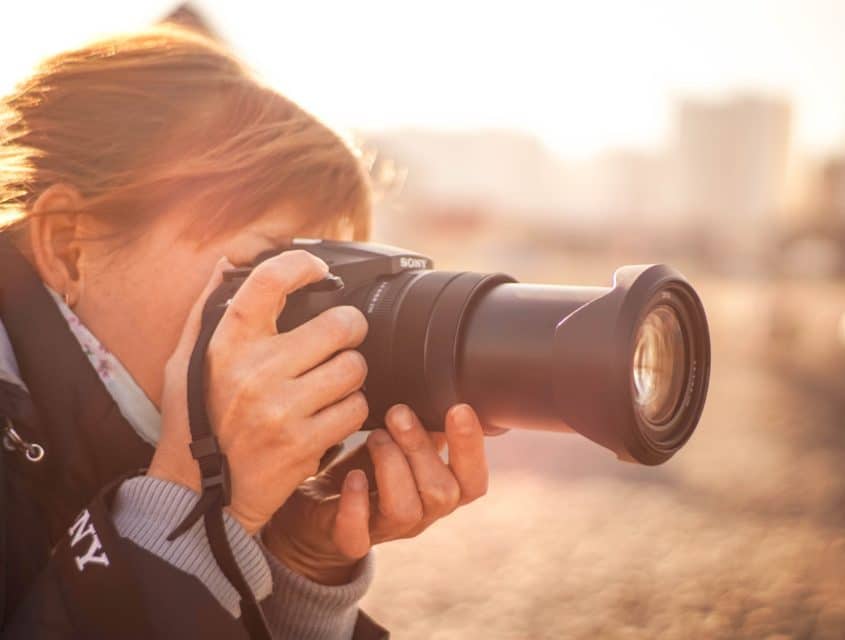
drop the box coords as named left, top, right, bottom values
left=292, top=349, right=367, bottom=416
left=172, top=256, right=232, bottom=360
left=275, top=306, right=368, bottom=377
left=218, top=250, right=328, bottom=341
left=332, top=470, right=371, bottom=559
left=445, top=404, right=489, bottom=505
left=318, top=428, right=444, bottom=495
left=385, top=405, right=461, bottom=520
left=307, top=391, right=370, bottom=453
left=365, top=429, right=423, bottom=532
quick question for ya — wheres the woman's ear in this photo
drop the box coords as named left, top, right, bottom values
left=27, top=184, right=88, bottom=306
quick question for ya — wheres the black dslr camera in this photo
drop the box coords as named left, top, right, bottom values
left=221, top=239, right=710, bottom=465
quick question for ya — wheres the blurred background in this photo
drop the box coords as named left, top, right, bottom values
left=3, top=2, right=844, bottom=638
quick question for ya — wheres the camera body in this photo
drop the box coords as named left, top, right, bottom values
left=236, top=238, right=510, bottom=430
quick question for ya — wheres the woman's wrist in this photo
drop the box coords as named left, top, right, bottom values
left=260, top=526, right=360, bottom=586
left=147, top=447, right=201, bottom=495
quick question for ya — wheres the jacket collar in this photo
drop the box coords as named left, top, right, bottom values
left=0, top=234, right=153, bottom=532
left=2, top=283, right=162, bottom=447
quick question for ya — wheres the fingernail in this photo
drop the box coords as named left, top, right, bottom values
left=346, top=469, right=367, bottom=492
left=369, top=429, right=392, bottom=446
left=452, top=404, right=475, bottom=434
left=393, top=405, right=414, bottom=432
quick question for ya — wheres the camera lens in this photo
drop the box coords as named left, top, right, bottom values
left=269, top=241, right=710, bottom=465
left=632, top=304, right=687, bottom=425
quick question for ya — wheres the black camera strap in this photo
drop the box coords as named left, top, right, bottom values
left=167, top=272, right=271, bottom=640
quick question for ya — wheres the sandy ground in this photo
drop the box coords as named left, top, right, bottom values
left=359, top=259, right=845, bottom=639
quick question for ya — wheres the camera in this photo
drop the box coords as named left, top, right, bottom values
left=222, top=239, right=710, bottom=465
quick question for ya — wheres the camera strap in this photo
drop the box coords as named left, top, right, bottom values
left=167, top=273, right=271, bottom=640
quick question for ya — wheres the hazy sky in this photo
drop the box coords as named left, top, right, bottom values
left=2, top=0, right=844, bottom=158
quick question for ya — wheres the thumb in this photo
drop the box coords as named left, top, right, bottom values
left=331, top=470, right=371, bottom=559
left=152, top=257, right=233, bottom=491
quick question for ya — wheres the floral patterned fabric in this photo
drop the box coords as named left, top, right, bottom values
left=47, top=287, right=162, bottom=446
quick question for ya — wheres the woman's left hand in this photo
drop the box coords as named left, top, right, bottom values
left=261, top=403, right=491, bottom=585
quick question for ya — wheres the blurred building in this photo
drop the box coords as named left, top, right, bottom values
left=585, top=150, right=677, bottom=226
left=674, top=95, right=792, bottom=269
left=675, top=95, right=791, bottom=221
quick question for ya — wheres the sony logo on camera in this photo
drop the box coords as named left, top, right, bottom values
left=399, top=256, right=429, bottom=270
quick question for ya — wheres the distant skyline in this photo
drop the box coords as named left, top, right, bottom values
left=2, top=1, right=845, bottom=158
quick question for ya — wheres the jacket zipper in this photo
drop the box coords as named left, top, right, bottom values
left=2, top=417, right=45, bottom=462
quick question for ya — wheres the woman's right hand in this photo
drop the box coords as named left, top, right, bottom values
left=148, top=250, right=370, bottom=535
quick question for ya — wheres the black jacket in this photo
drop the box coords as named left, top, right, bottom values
left=0, top=238, right=388, bottom=639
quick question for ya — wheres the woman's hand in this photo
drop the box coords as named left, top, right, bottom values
left=261, top=403, right=490, bottom=585
left=148, top=251, right=370, bottom=535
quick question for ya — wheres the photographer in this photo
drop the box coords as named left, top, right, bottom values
left=0, top=27, right=493, bottom=639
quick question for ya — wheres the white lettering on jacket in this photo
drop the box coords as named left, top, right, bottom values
left=68, top=509, right=111, bottom=571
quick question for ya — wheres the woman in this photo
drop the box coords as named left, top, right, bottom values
left=0, top=26, right=493, bottom=639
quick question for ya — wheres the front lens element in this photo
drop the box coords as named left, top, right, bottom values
left=632, top=304, right=687, bottom=425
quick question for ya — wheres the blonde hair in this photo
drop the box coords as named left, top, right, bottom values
left=0, top=26, right=371, bottom=240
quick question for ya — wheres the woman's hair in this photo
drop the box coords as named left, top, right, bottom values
left=0, top=25, right=372, bottom=241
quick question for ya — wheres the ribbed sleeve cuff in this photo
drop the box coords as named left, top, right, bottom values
left=111, top=476, right=272, bottom=617
left=259, top=540, right=375, bottom=640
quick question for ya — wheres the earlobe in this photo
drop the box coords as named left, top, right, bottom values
left=27, top=184, right=87, bottom=305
